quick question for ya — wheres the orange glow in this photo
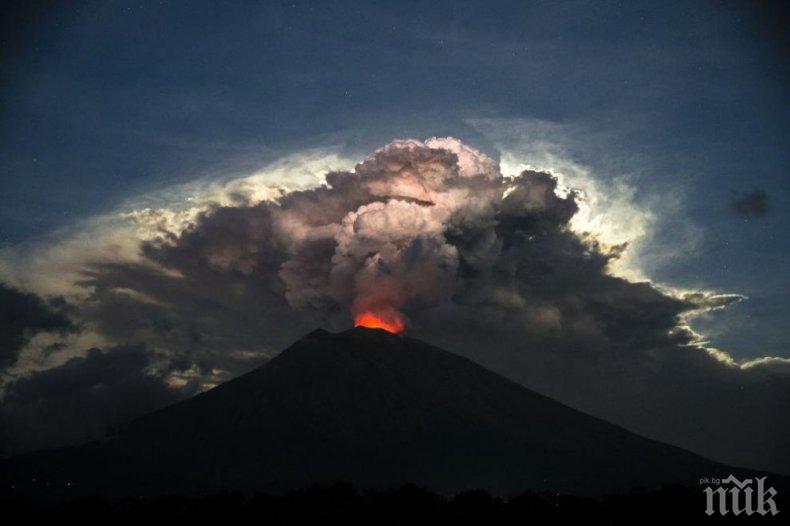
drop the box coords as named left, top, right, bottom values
left=354, top=307, right=405, bottom=334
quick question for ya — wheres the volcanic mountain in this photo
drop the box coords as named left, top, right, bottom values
left=1, top=328, right=761, bottom=496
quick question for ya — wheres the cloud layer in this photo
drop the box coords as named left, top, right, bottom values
left=0, top=283, right=75, bottom=368
left=0, top=138, right=787, bottom=475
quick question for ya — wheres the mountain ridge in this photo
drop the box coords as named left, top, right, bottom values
left=1, top=327, right=778, bottom=497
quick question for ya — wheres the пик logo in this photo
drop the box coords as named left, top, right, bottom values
left=702, top=475, right=779, bottom=516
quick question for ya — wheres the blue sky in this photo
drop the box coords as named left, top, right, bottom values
left=1, top=0, right=788, bottom=359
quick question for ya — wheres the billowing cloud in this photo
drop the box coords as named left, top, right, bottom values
left=0, top=138, right=787, bottom=476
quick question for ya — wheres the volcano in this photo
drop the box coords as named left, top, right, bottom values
left=1, top=328, right=761, bottom=497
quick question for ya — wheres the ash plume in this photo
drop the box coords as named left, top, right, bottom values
left=0, top=138, right=788, bottom=477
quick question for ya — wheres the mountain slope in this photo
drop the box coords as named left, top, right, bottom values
left=1, top=328, right=755, bottom=496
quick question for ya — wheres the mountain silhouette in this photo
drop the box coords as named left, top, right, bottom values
left=0, top=328, right=765, bottom=497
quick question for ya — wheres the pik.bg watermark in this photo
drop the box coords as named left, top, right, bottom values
left=701, top=475, right=779, bottom=516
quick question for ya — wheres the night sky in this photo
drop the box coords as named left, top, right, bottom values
left=0, top=1, right=788, bottom=474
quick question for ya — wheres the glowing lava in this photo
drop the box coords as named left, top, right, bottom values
left=354, top=307, right=405, bottom=334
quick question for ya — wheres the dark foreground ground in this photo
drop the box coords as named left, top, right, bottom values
left=3, top=482, right=786, bottom=525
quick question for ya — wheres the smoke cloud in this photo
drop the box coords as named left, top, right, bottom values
left=0, top=138, right=788, bottom=475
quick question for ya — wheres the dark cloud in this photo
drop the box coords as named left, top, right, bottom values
left=2, top=138, right=788, bottom=475
left=0, top=344, right=196, bottom=457
left=0, top=282, right=76, bottom=369
left=731, top=188, right=769, bottom=217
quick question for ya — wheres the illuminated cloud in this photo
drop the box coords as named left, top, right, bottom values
left=0, top=137, right=787, bottom=476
